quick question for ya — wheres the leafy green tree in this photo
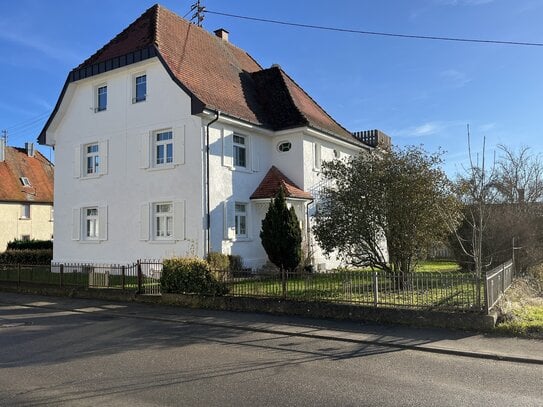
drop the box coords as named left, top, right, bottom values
left=260, top=186, right=302, bottom=273
left=314, top=146, right=459, bottom=274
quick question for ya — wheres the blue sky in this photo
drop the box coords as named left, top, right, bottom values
left=1, top=0, right=542, bottom=174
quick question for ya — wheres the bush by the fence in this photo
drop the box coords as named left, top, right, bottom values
left=0, top=249, right=53, bottom=264
left=206, top=252, right=230, bottom=271
left=228, top=255, right=243, bottom=272
left=161, top=257, right=228, bottom=295
left=6, top=239, right=53, bottom=251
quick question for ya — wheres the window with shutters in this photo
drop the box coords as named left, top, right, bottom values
left=154, top=130, right=173, bottom=167
left=85, top=143, right=100, bottom=175
left=235, top=202, right=248, bottom=238
left=153, top=202, right=173, bottom=240
left=233, top=134, right=246, bottom=168
left=84, top=207, right=99, bottom=240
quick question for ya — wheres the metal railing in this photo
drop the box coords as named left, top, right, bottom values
left=485, top=260, right=514, bottom=312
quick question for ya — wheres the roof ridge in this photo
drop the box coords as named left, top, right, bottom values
left=277, top=67, right=356, bottom=140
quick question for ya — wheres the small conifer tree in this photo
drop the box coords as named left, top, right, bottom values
left=260, top=186, right=302, bottom=273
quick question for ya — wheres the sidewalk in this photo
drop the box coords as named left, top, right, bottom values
left=1, top=291, right=542, bottom=365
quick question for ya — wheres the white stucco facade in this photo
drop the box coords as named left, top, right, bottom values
left=45, top=58, right=368, bottom=269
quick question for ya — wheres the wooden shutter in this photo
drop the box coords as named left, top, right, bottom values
left=251, top=137, right=260, bottom=172
left=140, top=203, right=150, bottom=241
left=74, top=146, right=81, bottom=178
left=314, top=142, right=322, bottom=170
left=98, top=206, right=108, bottom=241
left=173, top=200, right=186, bottom=240
left=222, top=129, right=233, bottom=168
left=99, top=140, right=108, bottom=175
left=174, top=126, right=185, bottom=165
left=140, top=133, right=150, bottom=169
left=72, top=208, right=80, bottom=240
left=223, top=200, right=235, bottom=240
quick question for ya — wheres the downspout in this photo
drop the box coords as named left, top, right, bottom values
left=205, top=110, right=220, bottom=256
left=306, top=198, right=315, bottom=267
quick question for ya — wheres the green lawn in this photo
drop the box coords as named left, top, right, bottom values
left=495, top=305, right=543, bottom=338
left=415, top=260, right=460, bottom=273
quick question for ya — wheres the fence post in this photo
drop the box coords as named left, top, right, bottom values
left=372, top=271, right=379, bottom=308
left=281, top=267, right=287, bottom=299
left=137, top=260, right=142, bottom=294
left=121, top=265, right=126, bottom=290
left=17, top=263, right=21, bottom=287
left=483, top=274, right=489, bottom=314
left=60, top=264, right=64, bottom=287
left=501, top=264, right=505, bottom=295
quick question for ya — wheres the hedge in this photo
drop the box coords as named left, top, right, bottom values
left=6, top=239, right=53, bottom=251
left=0, top=249, right=53, bottom=265
left=161, top=257, right=228, bottom=295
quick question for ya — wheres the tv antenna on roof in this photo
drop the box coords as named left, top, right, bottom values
left=190, top=0, right=205, bottom=27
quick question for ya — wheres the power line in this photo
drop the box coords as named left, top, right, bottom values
left=205, top=10, right=543, bottom=47
left=6, top=111, right=50, bottom=131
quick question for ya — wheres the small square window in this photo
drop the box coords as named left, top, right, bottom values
left=21, top=235, right=30, bottom=242
left=96, top=85, right=107, bottom=112
left=20, top=177, right=31, bottom=187
left=21, top=204, right=30, bottom=219
left=235, top=203, right=247, bottom=238
left=134, top=74, right=147, bottom=103
left=154, top=130, right=173, bottom=166
left=233, top=134, right=247, bottom=168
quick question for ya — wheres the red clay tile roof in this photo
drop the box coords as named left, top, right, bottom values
left=0, top=147, right=54, bottom=203
left=41, top=4, right=363, bottom=146
left=251, top=166, right=313, bottom=200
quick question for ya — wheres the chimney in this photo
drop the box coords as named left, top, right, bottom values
left=352, top=129, right=392, bottom=151
left=0, top=137, right=4, bottom=162
left=25, top=142, right=35, bottom=157
left=214, top=28, right=229, bottom=42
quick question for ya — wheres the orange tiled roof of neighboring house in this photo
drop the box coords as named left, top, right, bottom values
left=251, top=166, right=313, bottom=200
left=39, top=4, right=362, bottom=147
left=0, top=146, right=54, bottom=203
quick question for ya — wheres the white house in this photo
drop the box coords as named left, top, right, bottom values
left=38, top=4, right=389, bottom=270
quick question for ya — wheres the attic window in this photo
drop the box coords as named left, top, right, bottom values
left=334, top=149, right=340, bottom=159
left=20, top=177, right=31, bottom=187
left=277, top=141, right=292, bottom=152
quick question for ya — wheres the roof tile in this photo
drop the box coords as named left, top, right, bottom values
left=251, top=166, right=313, bottom=200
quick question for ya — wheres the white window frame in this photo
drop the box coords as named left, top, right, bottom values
left=20, top=204, right=30, bottom=219
left=95, top=84, right=107, bottom=112
left=84, top=207, right=99, bottom=240
left=277, top=141, right=292, bottom=153
left=153, top=202, right=174, bottom=240
left=153, top=130, right=174, bottom=167
left=313, top=142, right=322, bottom=171
left=20, top=177, right=31, bottom=187
left=234, top=202, right=248, bottom=238
left=85, top=143, right=100, bottom=175
left=133, top=73, right=147, bottom=103
left=233, top=134, right=247, bottom=168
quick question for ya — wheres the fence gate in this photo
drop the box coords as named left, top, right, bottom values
left=137, top=260, right=162, bottom=295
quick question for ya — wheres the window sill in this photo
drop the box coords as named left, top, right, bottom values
left=94, top=108, right=107, bottom=113
left=19, top=217, right=31, bottom=221
left=233, top=237, right=252, bottom=242
left=231, top=166, right=253, bottom=174
left=80, top=174, right=103, bottom=180
left=147, top=164, right=177, bottom=172
left=79, top=239, right=102, bottom=244
left=148, top=239, right=177, bottom=244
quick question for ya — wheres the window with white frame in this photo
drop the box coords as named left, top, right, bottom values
left=134, top=74, right=147, bottom=103
left=85, top=143, right=100, bottom=175
left=20, top=177, right=31, bottom=186
left=20, top=204, right=30, bottom=219
left=313, top=142, right=322, bottom=170
left=84, top=207, right=99, bottom=240
left=235, top=203, right=248, bottom=238
left=233, top=134, right=247, bottom=168
left=96, top=85, right=107, bottom=112
left=153, top=202, right=173, bottom=239
left=154, top=130, right=173, bottom=166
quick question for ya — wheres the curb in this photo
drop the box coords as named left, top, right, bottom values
left=1, top=298, right=542, bottom=366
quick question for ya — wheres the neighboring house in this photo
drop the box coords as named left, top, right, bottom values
left=38, top=4, right=389, bottom=269
left=0, top=139, right=54, bottom=252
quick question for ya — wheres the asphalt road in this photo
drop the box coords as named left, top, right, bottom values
left=0, top=296, right=542, bottom=406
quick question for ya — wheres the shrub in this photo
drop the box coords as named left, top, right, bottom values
left=6, top=239, right=53, bottom=251
left=0, top=249, right=53, bottom=264
left=206, top=252, right=230, bottom=271
left=228, top=255, right=243, bottom=272
left=161, top=257, right=228, bottom=295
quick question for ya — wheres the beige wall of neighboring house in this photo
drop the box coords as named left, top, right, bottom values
left=0, top=202, right=54, bottom=252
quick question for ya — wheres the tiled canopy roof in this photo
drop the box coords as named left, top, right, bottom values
left=0, top=147, right=54, bottom=203
left=39, top=4, right=362, bottom=146
left=251, top=166, right=313, bottom=200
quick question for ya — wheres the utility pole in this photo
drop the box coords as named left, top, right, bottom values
left=1, top=129, right=7, bottom=145
left=190, top=0, right=205, bottom=27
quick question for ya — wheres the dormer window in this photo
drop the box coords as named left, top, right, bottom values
left=20, top=177, right=31, bottom=187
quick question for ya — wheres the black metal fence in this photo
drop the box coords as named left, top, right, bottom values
left=0, top=259, right=515, bottom=313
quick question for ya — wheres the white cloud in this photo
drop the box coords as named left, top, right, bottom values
left=477, top=123, right=497, bottom=133
left=394, top=121, right=448, bottom=138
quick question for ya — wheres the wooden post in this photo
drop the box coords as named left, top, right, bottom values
left=137, top=260, right=142, bottom=294
left=372, top=271, right=379, bottom=308
left=121, top=265, right=126, bottom=290
left=60, top=264, right=64, bottom=287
